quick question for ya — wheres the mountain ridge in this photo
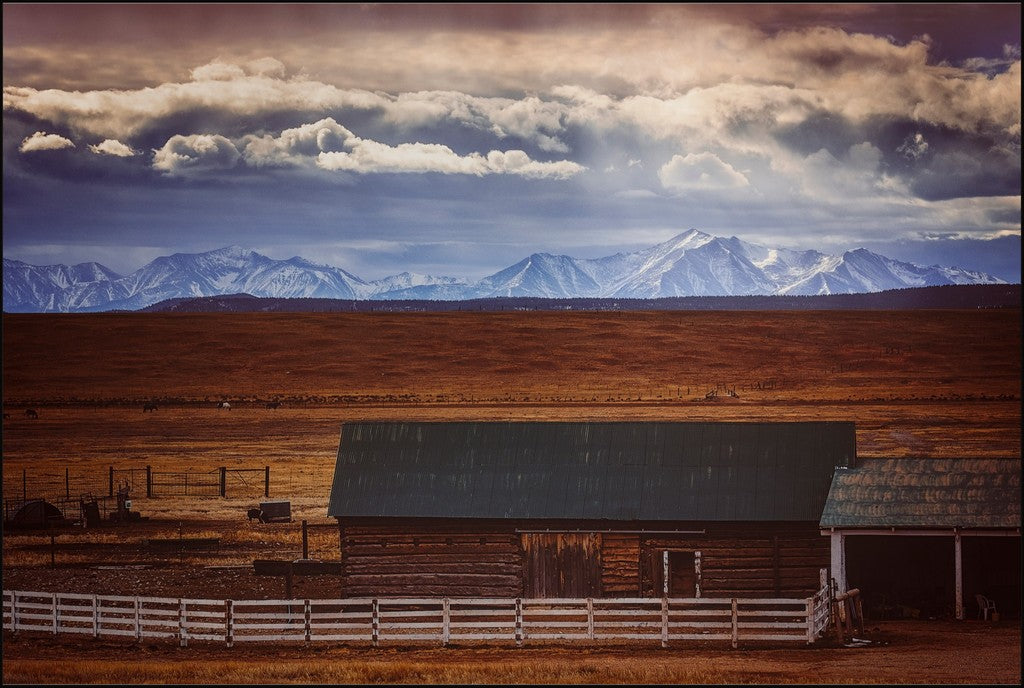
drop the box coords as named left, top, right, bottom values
left=3, top=230, right=1009, bottom=312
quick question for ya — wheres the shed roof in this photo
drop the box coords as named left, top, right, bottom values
left=327, top=421, right=855, bottom=521
left=819, top=458, right=1021, bottom=529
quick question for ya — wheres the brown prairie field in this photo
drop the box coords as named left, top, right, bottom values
left=2, top=309, right=1021, bottom=684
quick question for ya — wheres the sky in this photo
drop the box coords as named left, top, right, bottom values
left=2, top=3, right=1021, bottom=282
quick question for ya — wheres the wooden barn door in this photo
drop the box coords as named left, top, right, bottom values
left=522, top=533, right=603, bottom=598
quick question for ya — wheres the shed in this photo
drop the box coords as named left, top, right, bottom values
left=820, top=458, right=1021, bottom=619
left=5, top=499, right=68, bottom=529
left=328, top=421, right=855, bottom=598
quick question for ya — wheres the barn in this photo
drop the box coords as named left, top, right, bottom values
left=820, top=458, right=1021, bottom=620
left=327, top=421, right=855, bottom=599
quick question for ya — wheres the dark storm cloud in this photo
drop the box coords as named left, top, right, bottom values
left=775, top=114, right=1022, bottom=202
left=1, top=4, right=1018, bottom=281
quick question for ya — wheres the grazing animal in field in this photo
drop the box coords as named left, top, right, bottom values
left=218, top=401, right=231, bottom=410
left=24, top=409, right=38, bottom=419
left=247, top=508, right=265, bottom=523
left=143, top=403, right=158, bottom=412
left=265, top=401, right=280, bottom=409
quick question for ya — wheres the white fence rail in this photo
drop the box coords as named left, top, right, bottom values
left=3, top=589, right=830, bottom=648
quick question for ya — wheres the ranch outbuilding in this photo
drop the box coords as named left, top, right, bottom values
left=820, top=458, right=1020, bottom=620
left=327, top=420, right=855, bottom=599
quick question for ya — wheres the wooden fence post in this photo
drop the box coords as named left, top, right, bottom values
left=265, top=466, right=270, bottom=498
left=371, top=598, right=379, bottom=647
left=587, top=598, right=594, bottom=640
left=661, top=597, right=668, bottom=648
left=179, top=599, right=187, bottom=647
left=12, top=591, right=18, bottom=635
left=66, top=468, right=70, bottom=500
left=855, top=594, right=865, bottom=637
left=52, top=592, right=58, bottom=635
left=304, top=599, right=311, bottom=642
left=442, top=598, right=450, bottom=646
left=93, top=595, right=99, bottom=637
left=805, top=597, right=814, bottom=644
left=109, top=466, right=114, bottom=497
left=146, top=466, right=152, bottom=498
left=302, top=520, right=309, bottom=559
left=225, top=600, right=233, bottom=648
left=515, top=598, right=523, bottom=647
left=730, top=598, right=738, bottom=649
left=219, top=467, right=227, bottom=498
left=135, top=597, right=141, bottom=642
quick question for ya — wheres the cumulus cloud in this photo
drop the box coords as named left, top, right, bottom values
left=317, top=136, right=583, bottom=179
left=658, top=152, right=749, bottom=191
left=152, top=134, right=240, bottom=174
left=89, top=139, right=135, bottom=157
left=190, top=61, right=247, bottom=81
left=241, top=118, right=353, bottom=168
left=237, top=116, right=584, bottom=178
left=19, top=131, right=74, bottom=152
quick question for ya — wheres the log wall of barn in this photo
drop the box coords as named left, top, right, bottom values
left=337, top=519, right=828, bottom=598
left=637, top=523, right=829, bottom=598
left=339, top=520, right=523, bottom=597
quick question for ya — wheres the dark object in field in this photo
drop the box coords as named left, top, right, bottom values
left=265, top=401, right=280, bottom=409
left=217, top=401, right=231, bottom=410
left=5, top=499, right=69, bottom=529
left=80, top=497, right=102, bottom=527
left=24, top=408, right=38, bottom=419
left=259, top=500, right=292, bottom=523
left=247, top=507, right=266, bottom=523
left=143, top=403, right=158, bottom=412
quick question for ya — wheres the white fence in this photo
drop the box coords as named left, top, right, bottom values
left=3, top=588, right=831, bottom=648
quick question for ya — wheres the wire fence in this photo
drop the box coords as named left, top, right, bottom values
left=3, top=466, right=271, bottom=525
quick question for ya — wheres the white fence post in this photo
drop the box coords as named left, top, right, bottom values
left=515, top=598, right=523, bottom=646
left=730, top=598, right=738, bottom=649
left=179, top=599, right=187, bottom=647
left=304, top=599, right=311, bottom=643
left=661, top=597, right=668, bottom=648
left=371, top=598, right=379, bottom=647
left=442, top=598, right=450, bottom=647
left=225, top=600, right=233, bottom=648
left=134, top=597, right=141, bottom=642
left=805, top=597, right=814, bottom=644
left=587, top=598, right=594, bottom=640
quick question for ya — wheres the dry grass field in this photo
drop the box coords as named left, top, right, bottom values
left=2, top=309, right=1021, bottom=684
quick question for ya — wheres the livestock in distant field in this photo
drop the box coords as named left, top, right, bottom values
left=247, top=508, right=265, bottom=523
left=265, top=401, right=280, bottom=409
left=24, top=409, right=38, bottom=419
left=143, top=403, right=158, bottom=412
left=218, top=401, right=231, bottom=410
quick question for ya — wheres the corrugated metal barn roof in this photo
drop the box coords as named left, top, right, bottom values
left=327, top=421, right=855, bottom=521
left=819, top=458, right=1021, bottom=529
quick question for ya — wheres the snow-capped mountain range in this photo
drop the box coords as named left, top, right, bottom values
left=3, top=230, right=1005, bottom=312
